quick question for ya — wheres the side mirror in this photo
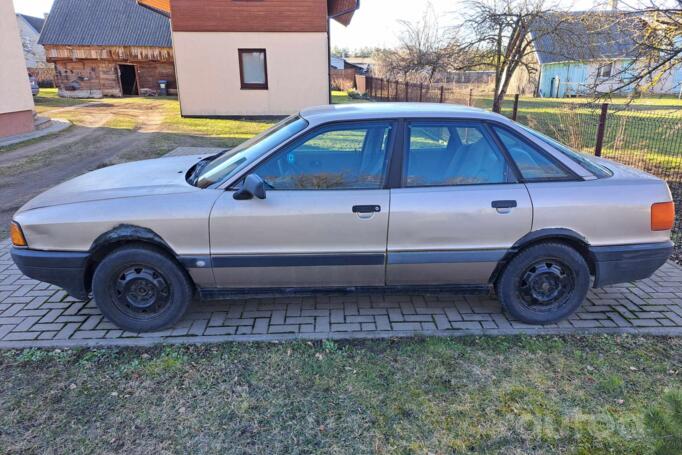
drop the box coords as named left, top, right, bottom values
left=233, top=174, right=267, bottom=200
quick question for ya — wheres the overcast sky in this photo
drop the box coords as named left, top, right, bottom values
left=14, top=0, right=619, bottom=50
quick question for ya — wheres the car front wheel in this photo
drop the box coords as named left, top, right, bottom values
left=92, top=245, right=193, bottom=332
left=497, top=242, right=590, bottom=324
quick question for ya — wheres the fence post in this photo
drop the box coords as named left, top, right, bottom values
left=395, top=80, right=399, bottom=101
left=418, top=83, right=423, bottom=102
left=512, top=94, right=520, bottom=121
left=405, top=81, right=409, bottom=101
left=439, top=86, right=445, bottom=103
left=386, top=79, right=389, bottom=100
left=468, top=88, right=473, bottom=107
left=594, top=103, right=609, bottom=157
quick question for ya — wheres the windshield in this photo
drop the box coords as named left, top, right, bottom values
left=520, top=125, right=613, bottom=178
left=195, top=115, right=308, bottom=188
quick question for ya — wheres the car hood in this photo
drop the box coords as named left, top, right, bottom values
left=18, top=155, right=210, bottom=212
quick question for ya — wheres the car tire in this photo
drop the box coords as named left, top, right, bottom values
left=497, top=242, right=590, bottom=324
left=92, top=245, right=193, bottom=333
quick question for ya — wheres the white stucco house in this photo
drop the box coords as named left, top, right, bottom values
left=16, top=14, right=48, bottom=69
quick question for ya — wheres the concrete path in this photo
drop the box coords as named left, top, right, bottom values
left=0, top=119, right=71, bottom=148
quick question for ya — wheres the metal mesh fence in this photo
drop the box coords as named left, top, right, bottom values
left=365, top=76, right=682, bottom=254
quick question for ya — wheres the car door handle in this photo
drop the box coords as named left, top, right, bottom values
left=352, top=205, right=381, bottom=214
left=491, top=200, right=517, bottom=209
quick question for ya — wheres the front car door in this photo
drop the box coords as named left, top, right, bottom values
left=209, top=120, right=395, bottom=288
left=387, top=120, right=533, bottom=285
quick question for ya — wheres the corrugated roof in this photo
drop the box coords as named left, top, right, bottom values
left=530, top=11, right=640, bottom=65
left=39, top=0, right=171, bottom=47
left=18, top=14, right=46, bottom=33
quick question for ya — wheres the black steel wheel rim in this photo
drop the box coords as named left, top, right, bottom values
left=517, top=259, right=575, bottom=312
left=110, top=265, right=172, bottom=319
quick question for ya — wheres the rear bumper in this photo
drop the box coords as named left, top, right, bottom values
left=590, top=241, right=674, bottom=288
left=10, top=248, right=90, bottom=300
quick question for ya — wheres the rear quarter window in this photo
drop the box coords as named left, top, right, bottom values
left=519, top=125, right=613, bottom=178
left=493, top=127, right=573, bottom=181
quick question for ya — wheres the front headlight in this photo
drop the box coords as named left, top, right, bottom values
left=10, top=221, right=27, bottom=247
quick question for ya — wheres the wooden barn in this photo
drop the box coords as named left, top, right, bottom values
left=38, top=0, right=176, bottom=98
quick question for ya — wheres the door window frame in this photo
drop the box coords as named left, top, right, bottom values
left=236, top=119, right=400, bottom=191
left=397, top=119, right=522, bottom=189
left=220, top=116, right=588, bottom=191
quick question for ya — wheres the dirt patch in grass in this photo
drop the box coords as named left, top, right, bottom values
left=1, top=336, right=680, bottom=454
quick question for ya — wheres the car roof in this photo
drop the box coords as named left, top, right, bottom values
left=299, top=102, right=510, bottom=124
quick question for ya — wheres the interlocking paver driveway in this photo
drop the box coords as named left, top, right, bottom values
left=1, top=239, right=682, bottom=348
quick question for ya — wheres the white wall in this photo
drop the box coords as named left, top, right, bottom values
left=16, top=15, right=48, bottom=69
left=0, top=0, right=34, bottom=115
left=173, top=32, right=330, bottom=116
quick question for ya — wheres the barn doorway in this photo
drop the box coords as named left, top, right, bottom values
left=118, top=64, right=138, bottom=96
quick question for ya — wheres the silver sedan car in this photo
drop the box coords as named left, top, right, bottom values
left=10, top=104, right=675, bottom=332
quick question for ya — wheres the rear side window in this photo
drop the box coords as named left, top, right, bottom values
left=493, top=127, right=572, bottom=181
left=405, top=123, right=515, bottom=187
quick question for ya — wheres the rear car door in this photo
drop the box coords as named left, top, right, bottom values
left=387, top=120, right=533, bottom=285
left=209, top=120, right=395, bottom=288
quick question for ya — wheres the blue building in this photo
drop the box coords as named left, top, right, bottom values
left=529, top=12, right=682, bottom=97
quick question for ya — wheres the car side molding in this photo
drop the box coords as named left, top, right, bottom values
left=198, top=284, right=492, bottom=301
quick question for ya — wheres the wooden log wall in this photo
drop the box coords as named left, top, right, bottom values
left=44, top=45, right=174, bottom=63
left=54, top=61, right=177, bottom=98
left=46, top=45, right=177, bottom=98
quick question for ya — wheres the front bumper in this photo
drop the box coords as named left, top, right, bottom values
left=590, top=241, right=674, bottom=288
left=10, top=248, right=90, bottom=300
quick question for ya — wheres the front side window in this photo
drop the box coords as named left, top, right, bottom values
left=405, top=122, right=514, bottom=187
left=255, top=122, right=393, bottom=190
left=195, top=115, right=307, bottom=188
left=493, top=127, right=572, bottom=181
left=239, top=49, right=268, bottom=89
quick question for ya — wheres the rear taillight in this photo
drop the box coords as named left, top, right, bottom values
left=651, top=201, right=675, bottom=231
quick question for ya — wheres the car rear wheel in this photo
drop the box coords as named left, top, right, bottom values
left=497, top=242, right=590, bottom=324
left=92, top=245, right=193, bottom=332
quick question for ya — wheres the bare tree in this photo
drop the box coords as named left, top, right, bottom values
left=459, top=0, right=575, bottom=112
left=597, top=2, right=682, bottom=96
left=374, top=4, right=464, bottom=83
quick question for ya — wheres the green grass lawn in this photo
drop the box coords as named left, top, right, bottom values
left=30, top=88, right=682, bottom=180
left=471, top=95, right=682, bottom=183
left=34, top=89, right=275, bottom=143
left=33, top=88, right=679, bottom=164
left=341, top=88, right=680, bottom=172
left=332, top=90, right=370, bottom=104
left=1, top=336, right=680, bottom=454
